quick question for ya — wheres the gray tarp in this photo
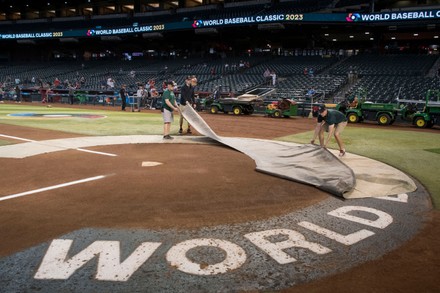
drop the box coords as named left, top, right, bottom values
left=180, top=105, right=356, bottom=197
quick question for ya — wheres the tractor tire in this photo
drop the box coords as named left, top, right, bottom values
left=273, top=110, right=282, bottom=118
left=415, top=117, right=427, bottom=128
left=377, top=113, right=391, bottom=125
left=233, top=106, right=242, bottom=115
left=347, top=113, right=359, bottom=123
left=210, top=105, right=219, bottom=114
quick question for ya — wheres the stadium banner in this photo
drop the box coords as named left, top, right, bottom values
left=0, top=9, right=439, bottom=40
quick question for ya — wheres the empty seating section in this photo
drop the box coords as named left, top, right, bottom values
left=331, top=54, right=437, bottom=76
left=336, top=54, right=439, bottom=103
left=247, top=56, right=336, bottom=75
left=276, top=75, right=348, bottom=100
left=197, top=74, right=263, bottom=93
left=346, top=76, right=440, bottom=103
left=1, top=54, right=439, bottom=103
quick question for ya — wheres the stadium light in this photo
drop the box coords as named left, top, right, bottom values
left=434, top=36, right=439, bottom=39
left=142, top=32, right=163, bottom=38
left=101, top=36, right=122, bottom=41
left=258, top=23, right=285, bottom=30
left=60, top=38, right=79, bottom=43
left=17, top=40, right=36, bottom=45
left=195, top=28, right=218, bottom=34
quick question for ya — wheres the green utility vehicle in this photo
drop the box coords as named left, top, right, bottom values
left=337, top=89, right=400, bottom=125
left=209, top=96, right=259, bottom=115
left=345, top=102, right=400, bottom=125
left=266, top=98, right=298, bottom=118
left=411, top=90, right=440, bottom=128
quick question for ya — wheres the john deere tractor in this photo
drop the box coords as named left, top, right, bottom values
left=337, top=88, right=400, bottom=126
left=411, top=90, right=440, bottom=128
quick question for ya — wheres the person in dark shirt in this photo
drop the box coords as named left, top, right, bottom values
left=310, top=105, right=348, bottom=157
left=179, top=76, right=196, bottom=134
left=15, top=86, right=21, bottom=103
left=120, top=84, right=127, bottom=111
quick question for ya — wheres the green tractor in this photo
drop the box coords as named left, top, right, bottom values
left=411, top=90, right=440, bottom=128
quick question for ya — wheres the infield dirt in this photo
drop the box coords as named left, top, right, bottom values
left=0, top=104, right=439, bottom=292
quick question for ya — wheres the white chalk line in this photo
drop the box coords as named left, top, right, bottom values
left=0, top=175, right=106, bottom=202
left=76, top=148, right=118, bottom=157
left=0, top=133, right=117, bottom=157
left=0, top=133, right=36, bottom=142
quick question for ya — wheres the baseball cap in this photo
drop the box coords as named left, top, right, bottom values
left=318, top=105, right=326, bottom=113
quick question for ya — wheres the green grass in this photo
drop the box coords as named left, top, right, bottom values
left=425, top=148, right=440, bottom=155
left=0, top=139, right=12, bottom=146
left=1, top=104, right=440, bottom=208
left=280, top=127, right=440, bottom=208
left=0, top=104, right=165, bottom=136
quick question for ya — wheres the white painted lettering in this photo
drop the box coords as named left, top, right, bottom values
left=377, top=193, right=408, bottom=203
left=166, top=238, right=246, bottom=275
left=34, top=239, right=161, bottom=281
left=244, top=229, right=331, bottom=264
left=298, top=221, right=375, bottom=245
left=328, top=206, right=393, bottom=229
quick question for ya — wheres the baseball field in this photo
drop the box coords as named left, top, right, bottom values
left=0, top=102, right=439, bottom=292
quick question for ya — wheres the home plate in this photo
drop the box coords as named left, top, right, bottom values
left=142, top=161, right=163, bottom=167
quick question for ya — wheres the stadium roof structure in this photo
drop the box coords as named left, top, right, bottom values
left=0, top=1, right=438, bottom=22
left=0, top=0, right=438, bottom=59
